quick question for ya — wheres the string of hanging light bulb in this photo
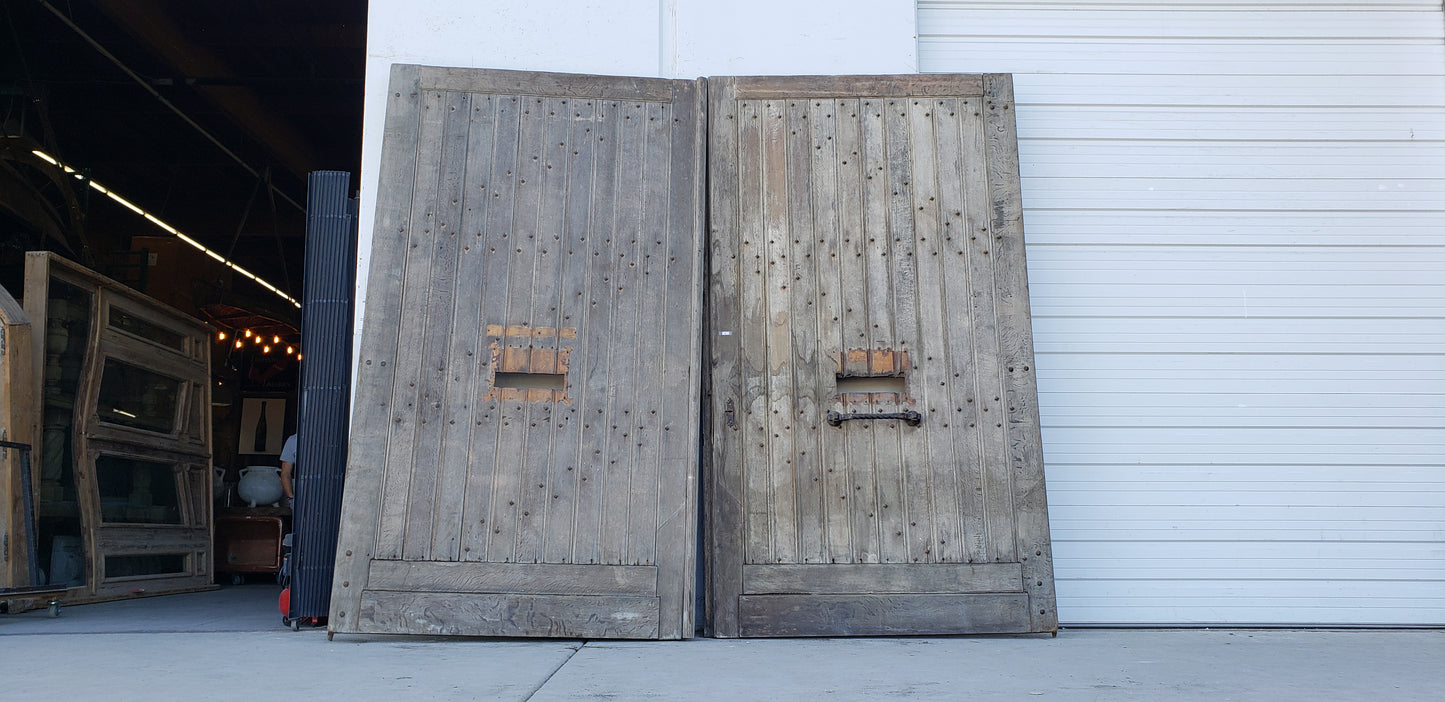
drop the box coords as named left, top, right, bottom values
left=215, top=329, right=301, bottom=360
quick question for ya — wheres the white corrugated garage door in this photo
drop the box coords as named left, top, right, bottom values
left=918, top=0, right=1445, bottom=625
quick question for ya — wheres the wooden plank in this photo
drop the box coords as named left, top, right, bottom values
left=737, top=593, right=1032, bottom=637
left=861, top=96, right=907, bottom=564
left=373, top=82, right=446, bottom=563
left=415, top=65, right=675, bottom=102
left=94, top=574, right=213, bottom=601
left=893, top=96, right=935, bottom=565
left=541, top=96, right=596, bottom=565
left=572, top=95, right=622, bottom=567
left=367, top=560, right=657, bottom=595
left=513, top=97, right=569, bottom=564
left=433, top=90, right=496, bottom=562
left=598, top=97, right=647, bottom=566
left=810, top=98, right=851, bottom=565
left=737, top=97, right=773, bottom=567
left=945, top=96, right=990, bottom=564
left=706, top=77, right=745, bottom=637
left=967, top=81, right=1017, bottom=565
left=357, top=591, right=660, bottom=639
left=743, top=563, right=1023, bottom=594
left=928, top=97, right=969, bottom=566
left=730, top=74, right=985, bottom=100
left=784, top=97, right=824, bottom=564
left=832, top=99, right=879, bottom=564
left=651, top=79, right=705, bottom=639
left=489, top=91, right=551, bottom=564
left=984, top=73, right=1056, bottom=632
left=625, top=99, right=672, bottom=571
left=95, top=526, right=209, bottom=554
left=761, top=98, right=798, bottom=566
left=461, top=93, right=520, bottom=563
left=402, top=88, right=470, bottom=561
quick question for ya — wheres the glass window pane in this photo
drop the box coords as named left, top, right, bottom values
left=38, top=278, right=92, bottom=588
left=97, top=359, right=182, bottom=433
left=108, top=307, right=187, bottom=351
left=95, top=455, right=182, bottom=524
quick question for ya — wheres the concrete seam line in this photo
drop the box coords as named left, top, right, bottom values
left=521, top=641, right=586, bottom=701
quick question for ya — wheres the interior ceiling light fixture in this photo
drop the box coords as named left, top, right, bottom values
left=31, top=149, right=302, bottom=309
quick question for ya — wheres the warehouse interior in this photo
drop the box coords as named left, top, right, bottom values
left=1, top=0, right=365, bottom=601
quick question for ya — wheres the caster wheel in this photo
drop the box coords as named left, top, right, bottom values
left=47, top=600, right=61, bottom=617
left=291, top=618, right=301, bottom=632
left=230, top=574, right=245, bottom=586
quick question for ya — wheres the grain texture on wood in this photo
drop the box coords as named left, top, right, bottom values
left=367, top=560, right=657, bottom=595
left=706, top=76, right=746, bottom=637
left=357, top=591, right=660, bottom=639
left=743, top=563, right=1023, bottom=594
left=333, top=66, right=702, bottom=640
left=737, top=593, right=1032, bottom=637
left=707, top=73, right=1054, bottom=637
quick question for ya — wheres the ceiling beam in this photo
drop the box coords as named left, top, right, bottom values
left=91, top=0, right=320, bottom=181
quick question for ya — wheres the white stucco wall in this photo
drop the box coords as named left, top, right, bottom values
left=356, top=0, right=917, bottom=355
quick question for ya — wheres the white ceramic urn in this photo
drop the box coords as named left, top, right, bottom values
left=237, top=465, right=284, bottom=507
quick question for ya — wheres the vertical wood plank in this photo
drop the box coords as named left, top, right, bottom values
left=598, top=98, right=647, bottom=565
left=707, top=78, right=745, bottom=636
left=834, top=99, right=879, bottom=564
left=488, top=92, right=549, bottom=563
left=331, top=66, right=423, bottom=630
left=863, top=97, right=906, bottom=564
left=900, top=97, right=942, bottom=565
left=928, top=97, right=969, bottom=565
left=810, top=98, right=851, bottom=565
left=462, top=93, right=519, bottom=562
left=627, top=99, right=672, bottom=569
left=959, top=88, right=1015, bottom=564
left=403, top=89, right=470, bottom=561
left=783, top=99, right=824, bottom=564
left=541, top=97, right=596, bottom=565
left=514, top=97, right=570, bottom=564
left=738, top=98, right=773, bottom=567
left=762, top=98, right=798, bottom=566
left=377, top=86, right=448, bottom=561
left=432, top=91, right=493, bottom=561
left=654, top=78, right=705, bottom=638
left=943, top=96, right=990, bottom=564
left=573, top=97, right=621, bottom=566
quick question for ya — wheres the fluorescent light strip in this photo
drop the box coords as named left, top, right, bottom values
left=32, top=149, right=301, bottom=308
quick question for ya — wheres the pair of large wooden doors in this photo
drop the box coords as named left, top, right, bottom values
left=330, top=66, right=1055, bottom=639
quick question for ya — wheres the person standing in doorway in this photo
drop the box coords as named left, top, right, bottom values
left=279, top=433, right=298, bottom=510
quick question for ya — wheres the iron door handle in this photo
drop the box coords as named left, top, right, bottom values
left=826, top=410, right=923, bottom=427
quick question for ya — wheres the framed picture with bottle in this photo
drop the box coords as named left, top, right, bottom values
left=238, top=396, right=287, bottom=455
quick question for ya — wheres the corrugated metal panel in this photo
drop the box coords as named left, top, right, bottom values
left=290, top=170, right=357, bottom=621
left=918, top=0, right=1445, bottom=625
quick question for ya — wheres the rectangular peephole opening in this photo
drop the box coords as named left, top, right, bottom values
left=493, top=372, right=566, bottom=391
left=835, top=375, right=906, bottom=394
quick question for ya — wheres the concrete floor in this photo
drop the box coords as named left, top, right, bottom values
left=3, top=585, right=1441, bottom=701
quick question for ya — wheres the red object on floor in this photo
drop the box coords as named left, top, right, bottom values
left=279, top=587, right=290, bottom=615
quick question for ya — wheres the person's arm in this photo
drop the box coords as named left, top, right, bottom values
left=279, top=434, right=297, bottom=508
left=280, top=459, right=296, bottom=502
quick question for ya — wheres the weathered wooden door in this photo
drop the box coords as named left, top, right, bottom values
left=706, top=74, right=1057, bottom=636
left=331, top=66, right=704, bottom=639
